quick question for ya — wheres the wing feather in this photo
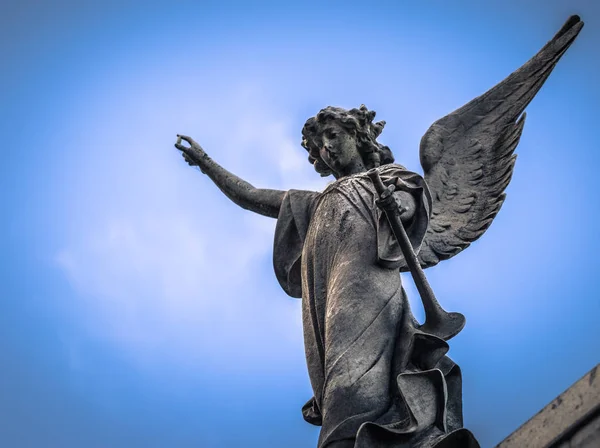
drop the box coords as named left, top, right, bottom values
left=403, top=16, right=584, bottom=271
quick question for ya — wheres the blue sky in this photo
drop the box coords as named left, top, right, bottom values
left=1, top=1, right=599, bottom=447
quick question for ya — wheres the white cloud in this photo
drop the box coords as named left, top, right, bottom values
left=53, top=73, right=311, bottom=373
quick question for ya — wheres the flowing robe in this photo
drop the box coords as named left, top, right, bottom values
left=273, top=165, right=479, bottom=448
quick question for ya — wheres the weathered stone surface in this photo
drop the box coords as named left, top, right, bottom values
left=497, top=364, right=600, bottom=448
left=570, top=411, right=600, bottom=447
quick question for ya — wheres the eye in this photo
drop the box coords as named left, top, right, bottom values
left=327, top=131, right=338, bottom=139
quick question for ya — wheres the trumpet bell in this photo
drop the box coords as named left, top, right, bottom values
left=418, top=311, right=466, bottom=341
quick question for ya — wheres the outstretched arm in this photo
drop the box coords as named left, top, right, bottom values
left=175, top=135, right=285, bottom=218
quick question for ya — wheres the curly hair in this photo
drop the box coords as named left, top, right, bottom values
left=301, top=104, right=395, bottom=177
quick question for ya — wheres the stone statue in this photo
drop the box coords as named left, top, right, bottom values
left=174, top=15, right=583, bottom=448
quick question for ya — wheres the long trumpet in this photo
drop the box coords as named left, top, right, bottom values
left=367, top=169, right=465, bottom=341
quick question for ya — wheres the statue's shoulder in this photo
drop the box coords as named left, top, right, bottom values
left=379, top=163, right=420, bottom=178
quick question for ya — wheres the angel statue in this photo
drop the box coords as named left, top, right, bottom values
left=174, top=15, right=583, bottom=448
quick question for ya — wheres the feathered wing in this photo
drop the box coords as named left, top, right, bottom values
left=403, top=15, right=584, bottom=271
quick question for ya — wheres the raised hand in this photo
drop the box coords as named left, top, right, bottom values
left=175, top=134, right=208, bottom=169
left=173, top=133, right=285, bottom=218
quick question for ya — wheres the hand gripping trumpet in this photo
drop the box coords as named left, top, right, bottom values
left=367, top=168, right=466, bottom=341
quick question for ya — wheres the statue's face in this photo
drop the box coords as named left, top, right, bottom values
left=318, top=121, right=364, bottom=177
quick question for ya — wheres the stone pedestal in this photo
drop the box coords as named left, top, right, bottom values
left=497, top=364, right=600, bottom=448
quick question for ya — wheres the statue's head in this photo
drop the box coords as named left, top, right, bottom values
left=301, top=105, right=394, bottom=178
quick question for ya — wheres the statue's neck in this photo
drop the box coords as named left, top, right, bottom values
left=333, top=160, right=368, bottom=180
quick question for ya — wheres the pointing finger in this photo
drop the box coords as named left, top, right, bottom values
left=176, top=134, right=197, bottom=146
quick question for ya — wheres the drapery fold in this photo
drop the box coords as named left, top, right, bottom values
left=273, top=165, right=478, bottom=448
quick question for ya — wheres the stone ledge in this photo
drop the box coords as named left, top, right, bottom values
left=496, top=364, right=599, bottom=448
